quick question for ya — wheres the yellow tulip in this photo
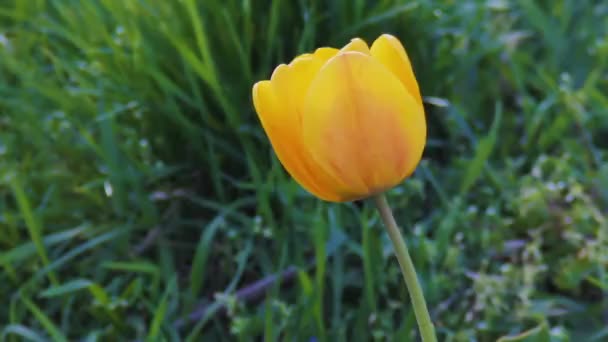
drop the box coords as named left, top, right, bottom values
left=252, top=34, right=426, bottom=202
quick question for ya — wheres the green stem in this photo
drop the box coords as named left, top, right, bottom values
left=374, top=194, right=437, bottom=342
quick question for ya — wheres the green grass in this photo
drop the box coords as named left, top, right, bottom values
left=1, top=0, right=607, bottom=340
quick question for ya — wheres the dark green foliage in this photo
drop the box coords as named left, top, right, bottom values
left=1, top=0, right=607, bottom=340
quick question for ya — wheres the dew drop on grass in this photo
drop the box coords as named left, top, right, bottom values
left=104, top=181, right=113, bottom=197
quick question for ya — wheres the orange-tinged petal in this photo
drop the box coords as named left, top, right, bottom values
left=370, top=34, right=422, bottom=105
left=271, top=58, right=321, bottom=122
left=255, top=70, right=364, bottom=202
left=340, top=38, right=370, bottom=55
left=253, top=80, right=344, bottom=201
left=271, top=48, right=338, bottom=120
left=302, top=52, right=426, bottom=200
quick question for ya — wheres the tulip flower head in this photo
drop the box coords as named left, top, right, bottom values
left=253, top=34, right=426, bottom=202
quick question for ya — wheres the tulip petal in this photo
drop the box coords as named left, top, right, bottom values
left=370, top=34, right=422, bottom=105
left=255, top=64, right=366, bottom=202
left=253, top=80, right=346, bottom=201
left=302, top=52, right=426, bottom=199
left=313, top=47, right=339, bottom=61
left=340, top=38, right=370, bottom=55
left=291, top=47, right=338, bottom=66
left=271, top=48, right=339, bottom=121
left=290, top=53, right=313, bottom=64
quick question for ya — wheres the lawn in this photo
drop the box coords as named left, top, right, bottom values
left=1, top=0, right=607, bottom=341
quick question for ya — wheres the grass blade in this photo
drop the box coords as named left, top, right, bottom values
left=9, top=177, right=58, bottom=285
left=22, top=297, right=68, bottom=342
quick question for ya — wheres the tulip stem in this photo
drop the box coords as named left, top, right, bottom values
left=374, top=194, right=437, bottom=342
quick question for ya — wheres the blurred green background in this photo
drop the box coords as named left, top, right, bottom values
left=1, top=0, right=607, bottom=341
